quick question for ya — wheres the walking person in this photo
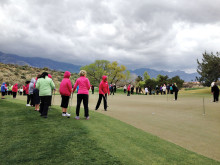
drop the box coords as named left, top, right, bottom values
left=160, top=85, right=163, bottom=95
left=173, top=83, right=179, bottom=101
left=136, top=86, right=139, bottom=94
left=166, top=84, right=170, bottom=94
left=19, top=87, right=23, bottom=95
left=145, top=86, right=148, bottom=95
left=155, top=85, right=159, bottom=95
left=12, top=83, right=18, bottom=99
left=59, top=71, right=72, bottom=117
left=1, top=82, right=7, bottom=99
left=8, top=84, right=12, bottom=95
left=162, top=84, right=166, bottom=95
left=36, top=72, right=55, bottom=118
left=29, top=78, right=36, bottom=107
left=131, top=85, right=134, bottom=94
left=72, top=70, right=91, bottom=120
left=170, top=85, right=173, bottom=94
left=91, top=85, right=94, bottom=94
left=95, top=75, right=110, bottom=111
left=23, top=85, right=26, bottom=95
left=25, top=81, right=31, bottom=106
left=113, top=84, right=116, bottom=93
left=211, top=82, right=219, bottom=102
left=123, top=85, right=127, bottom=93
left=127, top=84, right=131, bottom=96
left=33, top=74, right=41, bottom=111
left=139, top=86, right=142, bottom=94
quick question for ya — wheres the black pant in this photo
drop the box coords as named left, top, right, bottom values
left=12, top=92, right=17, bottom=98
left=213, top=93, right=219, bottom=102
left=27, top=95, right=31, bottom=104
left=39, top=96, right=51, bottom=117
left=96, top=94, right=107, bottom=110
left=175, top=91, right=178, bottom=100
left=92, top=90, right=94, bottom=94
left=30, top=94, right=35, bottom=106
left=76, top=94, right=89, bottom=117
left=127, top=91, right=130, bottom=96
left=61, top=95, right=70, bottom=108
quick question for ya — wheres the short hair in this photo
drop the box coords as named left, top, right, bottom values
left=211, top=82, right=215, bottom=87
left=79, top=70, right=86, bottom=76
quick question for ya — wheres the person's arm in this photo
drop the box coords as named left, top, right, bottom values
left=87, top=79, right=91, bottom=90
left=36, top=80, right=40, bottom=89
left=67, top=80, right=73, bottom=93
left=99, top=82, right=104, bottom=95
left=50, top=80, right=55, bottom=90
left=72, top=79, right=78, bottom=93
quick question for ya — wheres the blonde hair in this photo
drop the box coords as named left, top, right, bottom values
left=79, top=70, right=86, bottom=76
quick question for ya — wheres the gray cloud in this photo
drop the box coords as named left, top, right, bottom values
left=0, top=0, right=220, bottom=73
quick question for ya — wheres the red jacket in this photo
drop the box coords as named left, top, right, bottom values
left=59, top=71, right=72, bottom=96
left=25, top=84, right=30, bottom=94
left=127, top=85, right=131, bottom=91
left=12, top=84, right=18, bottom=92
left=99, top=76, right=110, bottom=95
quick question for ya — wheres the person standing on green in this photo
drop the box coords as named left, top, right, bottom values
left=36, top=72, right=55, bottom=118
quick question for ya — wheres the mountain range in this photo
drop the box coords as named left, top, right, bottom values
left=0, top=51, right=199, bottom=82
left=0, top=51, right=81, bottom=73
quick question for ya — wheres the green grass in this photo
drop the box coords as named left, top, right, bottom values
left=0, top=99, right=219, bottom=165
left=184, top=87, right=206, bottom=91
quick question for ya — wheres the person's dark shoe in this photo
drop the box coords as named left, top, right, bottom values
left=44, top=116, right=48, bottom=118
left=95, top=108, right=98, bottom=110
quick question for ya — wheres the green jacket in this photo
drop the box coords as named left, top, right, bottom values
left=36, top=76, right=55, bottom=96
left=8, top=86, right=13, bottom=91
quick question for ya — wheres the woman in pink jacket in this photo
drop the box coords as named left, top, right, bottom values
left=59, top=71, right=72, bottom=117
left=72, top=70, right=91, bottom=120
left=12, top=83, right=18, bottom=99
left=127, top=84, right=131, bottom=96
left=95, top=75, right=110, bottom=111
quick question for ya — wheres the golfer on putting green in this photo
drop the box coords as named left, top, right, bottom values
left=95, top=75, right=110, bottom=111
left=72, top=70, right=91, bottom=120
left=59, top=71, right=72, bottom=117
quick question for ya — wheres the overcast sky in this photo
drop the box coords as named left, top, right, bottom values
left=0, top=0, right=220, bottom=73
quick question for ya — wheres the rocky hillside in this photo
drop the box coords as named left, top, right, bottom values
left=0, top=63, right=78, bottom=88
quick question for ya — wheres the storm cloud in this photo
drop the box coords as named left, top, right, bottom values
left=0, top=0, right=220, bottom=73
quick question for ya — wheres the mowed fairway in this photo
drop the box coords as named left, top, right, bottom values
left=12, top=90, right=220, bottom=162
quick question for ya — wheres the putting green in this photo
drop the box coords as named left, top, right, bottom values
left=16, top=91, right=220, bottom=161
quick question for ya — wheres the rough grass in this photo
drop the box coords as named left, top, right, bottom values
left=0, top=98, right=219, bottom=165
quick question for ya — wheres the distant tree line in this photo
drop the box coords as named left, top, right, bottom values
left=135, top=72, right=184, bottom=89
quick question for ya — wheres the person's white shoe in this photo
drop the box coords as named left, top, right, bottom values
left=26, top=104, right=30, bottom=106
left=86, top=116, right=90, bottom=120
left=62, top=113, right=71, bottom=117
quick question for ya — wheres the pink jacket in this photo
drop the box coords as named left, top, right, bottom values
left=59, top=71, right=72, bottom=96
left=12, top=84, right=18, bottom=92
left=73, top=76, right=90, bottom=95
left=127, top=85, right=131, bottom=91
left=99, top=76, right=110, bottom=95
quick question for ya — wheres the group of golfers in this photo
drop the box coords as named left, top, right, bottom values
left=1, top=70, right=219, bottom=119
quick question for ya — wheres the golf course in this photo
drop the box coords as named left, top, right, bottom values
left=0, top=88, right=220, bottom=165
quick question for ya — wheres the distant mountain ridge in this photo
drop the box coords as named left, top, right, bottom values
left=0, top=51, right=199, bottom=82
left=0, top=51, right=81, bottom=73
left=130, top=68, right=199, bottom=82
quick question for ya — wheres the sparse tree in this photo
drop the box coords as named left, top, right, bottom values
left=197, top=52, right=220, bottom=86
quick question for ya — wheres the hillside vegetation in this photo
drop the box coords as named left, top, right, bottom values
left=0, top=63, right=78, bottom=88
